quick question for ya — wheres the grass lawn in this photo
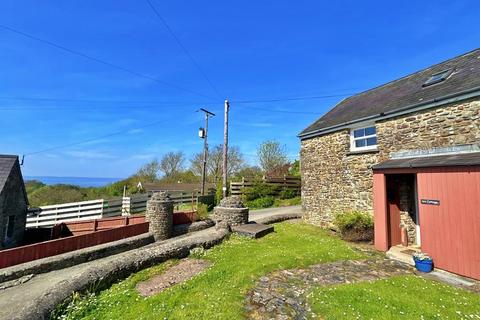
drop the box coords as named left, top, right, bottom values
left=308, top=275, right=480, bottom=319
left=53, top=222, right=363, bottom=320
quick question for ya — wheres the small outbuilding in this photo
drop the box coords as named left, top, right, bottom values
left=0, top=155, right=28, bottom=249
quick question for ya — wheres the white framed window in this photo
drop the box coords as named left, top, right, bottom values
left=350, top=124, right=377, bottom=152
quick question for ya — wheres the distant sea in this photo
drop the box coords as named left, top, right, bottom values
left=24, top=176, right=123, bottom=188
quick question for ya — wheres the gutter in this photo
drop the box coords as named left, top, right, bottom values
left=298, top=86, right=480, bottom=141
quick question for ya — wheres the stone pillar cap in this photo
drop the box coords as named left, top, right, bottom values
left=218, top=196, right=246, bottom=208
left=150, top=191, right=172, bottom=202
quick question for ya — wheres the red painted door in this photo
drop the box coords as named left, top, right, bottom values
left=387, top=178, right=401, bottom=247
left=417, top=167, right=480, bottom=280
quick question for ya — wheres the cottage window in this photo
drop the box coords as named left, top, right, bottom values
left=350, top=125, right=377, bottom=152
left=4, top=215, right=15, bottom=240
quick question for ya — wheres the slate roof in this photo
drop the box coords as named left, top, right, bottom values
left=300, top=48, right=480, bottom=138
left=372, top=152, right=480, bottom=170
left=0, top=155, right=18, bottom=193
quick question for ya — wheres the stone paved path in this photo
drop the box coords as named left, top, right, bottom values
left=245, top=258, right=411, bottom=320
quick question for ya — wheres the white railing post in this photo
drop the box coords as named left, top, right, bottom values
left=122, top=196, right=131, bottom=216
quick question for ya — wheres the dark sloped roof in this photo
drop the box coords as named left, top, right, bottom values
left=300, top=48, right=480, bottom=138
left=0, top=155, right=18, bottom=192
left=372, top=152, right=480, bottom=170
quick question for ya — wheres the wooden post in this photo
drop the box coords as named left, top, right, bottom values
left=191, top=191, right=195, bottom=211
left=222, top=99, right=229, bottom=199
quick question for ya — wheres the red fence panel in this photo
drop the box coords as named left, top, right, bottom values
left=0, top=222, right=149, bottom=269
left=173, top=211, right=197, bottom=225
left=0, top=210, right=199, bottom=269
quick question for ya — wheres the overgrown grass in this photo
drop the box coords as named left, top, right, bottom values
left=308, top=275, right=480, bottom=319
left=53, top=222, right=363, bottom=320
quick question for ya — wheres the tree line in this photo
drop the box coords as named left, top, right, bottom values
left=133, top=140, right=296, bottom=184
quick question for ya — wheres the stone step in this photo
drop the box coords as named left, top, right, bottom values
left=231, top=223, right=274, bottom=239
left=386, top=245, right=420, bottom=266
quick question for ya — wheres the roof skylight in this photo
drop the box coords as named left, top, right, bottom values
left=423, top=69, right=452, bottom=87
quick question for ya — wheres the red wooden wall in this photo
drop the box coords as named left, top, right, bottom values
left=0, top=222, right=149, bottom=269
left=417, top=167, right=480, bottom=280
left=0, top=211, right=198, bottom=269
left=374, top=166, right=480, bottom=280
left=60, top=211, right=197, bottom=236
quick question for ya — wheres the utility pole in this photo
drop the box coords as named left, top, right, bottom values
left=222, top=100, right=230, bottom=199
left=198, top=108, right=215, bottom=195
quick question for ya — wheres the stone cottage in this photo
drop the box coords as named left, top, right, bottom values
left=0, top=155, right=29, bottom=249
left=299, top=48, right=480, bottom=249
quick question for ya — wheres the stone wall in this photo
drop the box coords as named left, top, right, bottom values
left=0, top=162, right=28, bottom=249
left=395, top=175, right=417, bottom=245
left=301, top=98, right=480, bottom=226
left=300, top=130, right=379, bottom=226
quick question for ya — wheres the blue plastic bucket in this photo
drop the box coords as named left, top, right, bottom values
left=413, top=257, right=433, bottom=273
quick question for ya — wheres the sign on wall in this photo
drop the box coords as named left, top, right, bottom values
left=421, top=199, right=440, bottom=206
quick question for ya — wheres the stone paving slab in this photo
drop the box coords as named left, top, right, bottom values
left=245, top=258, right=412, bottom=320
left=232, top=223, right=274, bottom=238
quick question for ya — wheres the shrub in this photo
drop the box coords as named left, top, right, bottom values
left=242, top=182, right=280, bottom=201
left=196, top=203, right=209, bottom=220
left=215, top=182, right=226, bottom=205
left=28, top=184, right=86, bottom=207
left=279, top=188, right=296, bottom=199
left=246, top=196, right=275, bottom=209
left=333, top=211, right=374, bottom=242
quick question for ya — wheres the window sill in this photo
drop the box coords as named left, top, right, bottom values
left=347, top=148, right=379, bottom=156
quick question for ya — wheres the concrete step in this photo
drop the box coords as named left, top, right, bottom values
left=386, top=245, right=420, bottom=266
left=231, top=223, right=274, bottom=238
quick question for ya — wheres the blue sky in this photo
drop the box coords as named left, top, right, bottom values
left=0, top=1, right=479, bottom=178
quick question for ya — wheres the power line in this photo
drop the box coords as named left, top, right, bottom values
left=236, top=106, right=319, bottom=115
left=0, top=24, right=217, bottom=101
left=0, top=96, right=205, bottom=104
left=0, top=103, right=216, bottom=111
left=0, top=92, right=353, bottom=105
left=24, top=118, right=171, bottom=156
left=231, top=93, right=354, bottom=104
left=145, top=0, right=223, bottom=99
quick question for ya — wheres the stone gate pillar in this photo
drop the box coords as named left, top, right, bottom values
left=212, top=196, right=249, bottom=227
left=146, top=191, right=173, bottom=241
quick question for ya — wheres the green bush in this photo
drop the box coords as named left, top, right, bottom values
left=274, top=197, right=301, bottom=207
left=279, top=188, right=297, bottom=199
left=334, top=211, right=374, bottom=242
left=215, top=182, right=226, bottom=205
left=196, top=203, right=209, bottom=220
left=246, top=196, right=275, bottom=209
left=242, top=182, right=280, bottom=201
left=334, top=211, right=373, bottom=232
left=28, top=184, right=86, bottom=207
